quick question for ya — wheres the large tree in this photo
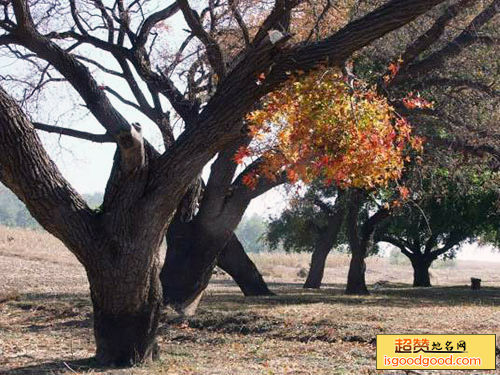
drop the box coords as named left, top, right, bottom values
left=0, top=0, right=462, bottom=366
left=161, top=152, right=284, bottom=314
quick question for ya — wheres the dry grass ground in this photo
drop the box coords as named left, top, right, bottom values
left=0, top=225, right=499, bottom=375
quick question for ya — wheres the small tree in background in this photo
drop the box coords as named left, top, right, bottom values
left=266, top=183, right=347, bottom=288
left=265, top=183, right=389, bottom=292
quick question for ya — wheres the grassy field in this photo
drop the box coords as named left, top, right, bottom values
left=0, top=225, right=499, bottom=374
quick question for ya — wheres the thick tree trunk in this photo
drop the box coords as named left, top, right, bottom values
left=161, top=219, right=272, bottom=314
left=411, top=257, right=432, bottom=287
left=217, top=234, right=273, bottom=296
left=345, top=253, right=369, bottom=295
left=87, top=240, right=163, bottom=366
left=161, top=168, right=276, bottom=313
left=0, top=86, right=163, bottom=366
left=345, top=190, right=370, bottom=295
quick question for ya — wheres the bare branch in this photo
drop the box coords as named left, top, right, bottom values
left=379, top=235, right=415, bottom=258
left=69, top=0, right=89, bottom=36
left=252, top=0, right=299, bottom=46
left=306, top=0, right=333, bottom=42
left=34, top=122, right=114, bottom=143
left=93, top=0, right=115, bottom=43
left=74, top=55, right=124, bottom=77
left=136, top=2, right=180, bottom=48
left=10, top=0, right=145, bottom=171
left=228, top=0, right=250, bottom=46
left=177, top=0, right=227, bottom=79
left=102, top=86, right=143, bottom=111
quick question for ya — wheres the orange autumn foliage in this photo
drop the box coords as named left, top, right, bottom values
left=402, top=92, right=434, bottom=110
left=239, top=68, right=423, bottom=189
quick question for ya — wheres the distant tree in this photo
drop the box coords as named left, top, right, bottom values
left=266, top=183, right=347, bottom=288
left=83, top=193, right=104, bottom=210
left=377, top=165, right=500, bottom=287
left=0, top=184, right=103, bottom=229
left=343, top=190, right=389, bottom=295
left=14, top=208, right=38, bottom=228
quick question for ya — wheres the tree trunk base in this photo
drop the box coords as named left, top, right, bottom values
left=413, top=281, right=432, bottom=287
left=345, top=255, right=369, bottom=296
left=170, top=290, right=205, bottom=317
left=303, top=280, right=321, bottom=289
left=240, top=286, right=275, bottom=297
left=93, top=303, right=161, bottom=367
left=345, top=287, right=370, bottom=295
left=412, top=260, right=432, bottom=287
left=303, top=251, right=329, bottom=290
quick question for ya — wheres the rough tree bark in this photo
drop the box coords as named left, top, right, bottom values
left=89, top=253, right=162, bottom=365
left=161, top=178, right=280, bottom=314
left=218, top=234, right=274, bottom=296
left=161, top=208, right=273, bottom=315
left=304, top=192, right=347, bottom=289
left=159, top=178, right=209, bottom=315
left=0, top=87, right=165, bottom=366
left=345, top=191, right=370, bottom=295
left=161, top=216, right=219, bottom=315
left=303, top=237, right=335, bottom=289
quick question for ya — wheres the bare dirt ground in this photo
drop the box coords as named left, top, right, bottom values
left=0, top=226, right=499, bottom=375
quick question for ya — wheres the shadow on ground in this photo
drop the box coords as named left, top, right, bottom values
left=205, top=280, right=500, bottom=309
left=3, top=283, right=499, bottom=374
left=1, top=358, right=104, bottom=375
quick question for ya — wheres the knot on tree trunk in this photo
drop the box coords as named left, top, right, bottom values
left=118, top=123, right=145, bottom=173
